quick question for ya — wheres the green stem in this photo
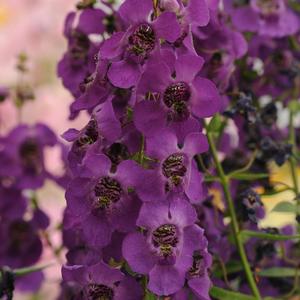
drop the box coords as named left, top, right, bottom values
left=0, top=262, right=55, bottom=281
left=206, top=130, right=261, bottom=299
left=138, top=135, right=145, bottom=165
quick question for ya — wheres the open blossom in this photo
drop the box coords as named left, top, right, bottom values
left=138, top=130, right=208, bottom=203
left=62, top=262, right=143, bottom=299
left=225, top=0, right=300, bottom=37
left=0, top=124, right=57, bottom=189
left=57, top=6, right=106, bottom=99
left=62, top=99, right=121, bottom=173
left=100, top=0, right=181, bottom=88
left=134, top=54, right=221, bottom=137
left=65, top=153, right=143, bottom=248
left=123, top=197, right=210, bottom=296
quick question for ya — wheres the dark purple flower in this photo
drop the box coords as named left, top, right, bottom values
left=225, top=0, right=300, bottom=37
left=134, top=54, right=221, bottom=136
left=63, top=100, right=121, bottom=174
left=193, top=9, right=248, bottom=92
left=65, top=154, right=142, bottom=248
left=100, top=0, right=181, bottom=88
left=123, top=197, right=207, bottom=295
left=62, top=262, right=143, bottom=300
left=237, top=188, right=264, bottom=223
left=57, top=11, right=101, bottom=101
left=0, top=219, right=43, bottom=269
left=137, top=130, right=208, bottom=203
left=1, top=124, right=57, bottom=189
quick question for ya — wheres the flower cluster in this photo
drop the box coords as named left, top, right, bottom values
left=0, top=122, right=67, bottom=295
left=59, top=0, right=221, bottom=298
left=57, top=0, right=300, bottom=299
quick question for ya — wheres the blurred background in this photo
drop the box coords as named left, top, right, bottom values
left=0, top=0, right=88, bottom=298
left=0, top=0, right=298, bottom=299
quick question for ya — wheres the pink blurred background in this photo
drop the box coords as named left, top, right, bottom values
left=0, top=0, right=88, bottom=298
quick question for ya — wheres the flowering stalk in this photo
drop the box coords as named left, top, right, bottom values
left=206, top=129, right=262, bottom=299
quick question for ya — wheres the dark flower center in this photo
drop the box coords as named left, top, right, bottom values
left=19, top=138, right=41, bottom=175
left=93, top=176, right=122, bottom=210
left=105, top=143, right=130, bottom=166
left=260, top=102, right=277, bottom=126
left=163, top=82, right=190, bottom=107
left=8, top=220, right=33, bottom=251
left=162, top=153, right=187, bottom=186
left=87, top=284, right=114, bottom=300
left=70, top=31, right=90, bottom=63
left=233, top=0, right=250, bottom=7
left=128, top=23, right=155, bottom=56
left=255, top=240, right=276, bottom=262
left=75, top=119, right=99, bottom=149
left=79, top=74, right=95, bottom=93
left=152, top=224, right=178, bottom=256
left=189, top=251, right=205, bottom=277
left=163, top=82, right=191, bottom=121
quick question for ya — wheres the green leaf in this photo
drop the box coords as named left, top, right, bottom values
left=240, top=230, right=300, bottom=241
left=258, top=267, right=298, bottom=278
left=272, top=201, right=297, bottom=213
left=229, top=172, right=269, bottom=180
left=144, top=291, right=157, bottom=300
left=210, top=287, right=256, bottom=300
left=207, top=114, right=222, bottom=133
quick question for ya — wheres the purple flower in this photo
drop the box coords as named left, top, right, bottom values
left=1, top=124, right=57, bottom=189
left=62, top=262, right=143, bottom=300
left=100, top=0, right=181, bottom=88
left=138, top=130, right=208, bottom=203
left=193, top=10, right=248, bottom=92
left=185, top=247, right=212, bottom=300
left=237, top=188, right=265, bottom=223
left=63, top=100, right=121, bottom=174
left=122, top=197, right=207, bottom=295
left=0, top=218, right=43, bottom=269
left=134, top=54, right=221, bottom=137
left=65, top=154, right=142, bottom=248
left=225, top=0, right=300, bottom=37
left=69, top=59, right=111, bottom=115
left=57, top=10, right=101, bottom=100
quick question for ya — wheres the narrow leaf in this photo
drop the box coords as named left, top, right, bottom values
left=258, top=267, right=298, bottom=278
left=240, top=230, right=300, bottom=241
left=229, top=172, right=269, bottom=180
left=272, top=201, right=297, bottom=213
left=210, top=287, right=256, bottom=300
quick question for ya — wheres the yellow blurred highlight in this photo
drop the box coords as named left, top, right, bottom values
left=259, top=163, right=299, bottom=228
left=0, top=4, right=10, bottom=26
left=209, top=187, right=225, bottom=212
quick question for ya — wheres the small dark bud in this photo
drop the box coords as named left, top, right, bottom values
left=260, top=102, right=277, bottom=127
left=0, top=266, right=15, bottom=300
